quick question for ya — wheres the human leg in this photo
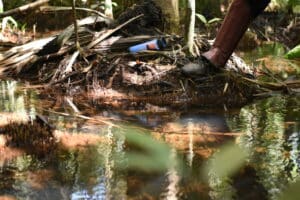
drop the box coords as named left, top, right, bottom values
left=182, top=0, right=270, bottom=75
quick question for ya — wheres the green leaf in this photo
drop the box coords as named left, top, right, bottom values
left=112, top=2, right=118, bottom=7
left=196, top=13, right=207, bottom=24
left=208, top=18, right=222, bottom=24
left=285, top=44, right=300, bottom=59
left=202, top=142, right=249, bottom=180
left=115, top=126, right=176, bottom=172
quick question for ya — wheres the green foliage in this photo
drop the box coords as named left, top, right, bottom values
left=202, top=142, right=249, bottom=180
left=285, top=44, right=300, bottom=59
left=1, top=16, right=18, bottom=30
left=195, top=13, right=221, bottom=27
left=0, top=1, right=21, bottom=32
left=99, top=0, right=118, bottom=10
left=271, top=0, right=300, bottom=12
left=275, top=0, right=300, bottom=7
left=116, top=126, right=176, bottom=172
left=0, top=0, right=3, bottom=13
left=195, top=13, right=221, bottom=37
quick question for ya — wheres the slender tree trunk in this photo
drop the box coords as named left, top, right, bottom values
left=72, top=0, right=79, bottom=48
left=0, top=0, right=49, bottom=17
left=185, top=0, right=196, bottom=55
left=153, top=0, right=180, bottom=34
left=104, top=0, right=114, bottom=19
left=0, top=0, right=3, bottom=13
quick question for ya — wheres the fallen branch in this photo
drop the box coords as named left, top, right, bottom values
left=40, top=108, right=119, bottom=127
left=0, top=0, right=49, bottom=17
left=87, top=14, right=143, bottom=49
left=40, top=6, right=109, bottom=19
left=242, top=76, right=300, bottom=94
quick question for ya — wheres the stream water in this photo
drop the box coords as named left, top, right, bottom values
left=0, top=44, right=300, bottom=200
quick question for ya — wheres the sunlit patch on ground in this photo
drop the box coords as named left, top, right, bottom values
left=0, top=146, right=24, bottom=166
left=0, top=135, right=24, bottom=166
left=257, top=56, right=300, bottom=75
left=0, top=112, right=29, bottom=126
left=88, top=88, right=131, bottom=100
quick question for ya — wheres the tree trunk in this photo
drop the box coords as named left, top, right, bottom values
left=153, top=0, right=180, bottom=34
left=104, top=0, right=114, bottom=19
left=185, top=0, right=196, bottom=56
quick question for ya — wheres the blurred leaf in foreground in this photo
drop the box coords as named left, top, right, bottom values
left=202, top=142, right=249, bottom=180
left=285, top=44, right=300, bottom=59
left=116, top=126, right=177, bottom=172
left=278, top=179, right=300, bottom=200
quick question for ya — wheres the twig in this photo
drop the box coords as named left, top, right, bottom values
left=40, top=108, right=118, bottom=127
left=0, top=0, right=49, bottom=17
left=65, top=97, right=80, bottom=113
left=65, top=51, right=80, bottom=74
left=50, top=71, right=81, bottom=85
left=157, top=131, right=242, bottom=136
left=36, top=46, right=72, bottom=62
left=242, top=77, right=287, bottom=90
left=72, top=0, right=80, bottom=50
left=40, top=6, right=109, bottom=19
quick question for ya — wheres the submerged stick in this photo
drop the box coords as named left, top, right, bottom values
left=40, top=108, right=118, bottom=127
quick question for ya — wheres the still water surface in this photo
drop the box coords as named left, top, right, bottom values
left=0, top=79, right=299, bottom=200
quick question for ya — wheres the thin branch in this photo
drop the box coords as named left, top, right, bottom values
left=72, top=0, right=80, bottom=49
left=0, top=0, right=49, bottom=17
left=40, top=6, right=109, bottom=19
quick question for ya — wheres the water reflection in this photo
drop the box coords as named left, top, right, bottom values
left=241, top=97, right=288, bottom=199
left=228, top=96, right=300, bottom=199
left=0, top=80, right=300, bottom=199
left=0, top=81, right=34, bottom=122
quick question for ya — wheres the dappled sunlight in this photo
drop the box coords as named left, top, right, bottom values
left=0, top=112, right=29, bottom=126
left=257, top=56, right=300, bottom=75
left=0, top=79, right=300, bottom=199
left=88, top=87, right=131, bottom=100
left=54, top=130, right=109, bottom=150
left=0, top=146, right=25, bottom=167
left=0, top=195, right=17, bottom=200
left=0, top=0, right=299, bottom=198
left=151, top=114, right=240, bottom=160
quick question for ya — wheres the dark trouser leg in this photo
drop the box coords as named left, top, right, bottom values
left=202, top=0, right=270, bottom=68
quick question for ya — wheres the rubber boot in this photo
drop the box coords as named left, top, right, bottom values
left=202, top=0, right=270, bottom=68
